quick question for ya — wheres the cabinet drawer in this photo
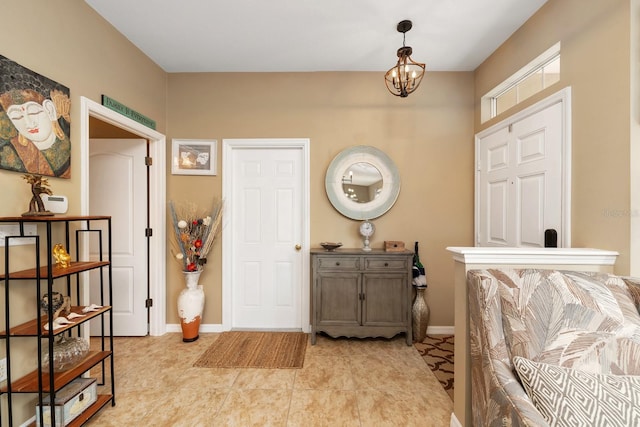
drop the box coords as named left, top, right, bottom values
left=364, top=257, right=408, bottom=270
left=316, top=257, right=360, bottom=270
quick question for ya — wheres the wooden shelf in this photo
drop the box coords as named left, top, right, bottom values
left=27, top=394, right=113, bottom=427
left=0, top=261, right=109, bottom=280
left=0, top=306, right=112, bottom=337
left=0, top=351, right=112, bottom=394
left=0, top=215, right=111, bottom=222
left=0, top=215, right=115, bottom=426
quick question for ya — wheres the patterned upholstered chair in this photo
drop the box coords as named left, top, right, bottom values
left=467, top=269, right=640, bottom=427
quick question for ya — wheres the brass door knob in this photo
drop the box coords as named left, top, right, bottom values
left=295, top=244, right=302, bottom=251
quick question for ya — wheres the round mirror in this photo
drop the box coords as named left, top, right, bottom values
left=341, top=162, right=383, bottom=204
left=325, top=146, right=400, bottom=220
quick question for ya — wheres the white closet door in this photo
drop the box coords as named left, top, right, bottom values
left=230, top=146, right=304, bottom=329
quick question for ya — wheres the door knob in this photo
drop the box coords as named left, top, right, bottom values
left=295, top=244, right=302, bottom=251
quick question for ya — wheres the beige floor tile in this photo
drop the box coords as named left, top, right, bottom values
left=232, top=367, right=296, bottom=389
left=167, top=366, right=240, bottom=390
left=287, top=389, right=360, bottom=427
left=344, top=335, right=415, bottom=356
left=88, top=333, right=452, bottom=426
left=350, top=354, right=435, bottom=393
left=357, top=388, right=452, bottom=427
left=293, top=355, right=355, bottom=390
left=306, top=335, right=357, bottom=357
left=138, top=388, right=228, bottom=426
left=214, top=389, right=291, bottom=426
left=90, top=389, right=167, bottom=426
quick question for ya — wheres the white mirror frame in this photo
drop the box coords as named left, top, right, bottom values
left=325, top=145, right=401, bottom=220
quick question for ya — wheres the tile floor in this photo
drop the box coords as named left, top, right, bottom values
left=88, top=333, right=453, bottom=426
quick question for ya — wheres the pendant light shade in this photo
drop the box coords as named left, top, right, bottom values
left=384, top=20, right=426, bottom=98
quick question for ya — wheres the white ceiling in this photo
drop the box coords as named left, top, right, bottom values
left=85, top=0, right=547, bottom=73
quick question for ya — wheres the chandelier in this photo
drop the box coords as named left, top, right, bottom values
left=384, top=20, right=426, bottom=98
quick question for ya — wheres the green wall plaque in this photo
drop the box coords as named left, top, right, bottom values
left=101, top=95, right=156, bottom=130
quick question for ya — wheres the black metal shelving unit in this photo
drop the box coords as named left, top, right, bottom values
left=0, top=215, right=115, bottom=427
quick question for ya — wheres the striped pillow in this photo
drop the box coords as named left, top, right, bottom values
left=513, top=356, right=640, bottom=426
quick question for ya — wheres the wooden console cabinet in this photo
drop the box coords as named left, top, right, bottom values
left=311, top=248, right=413, bottom=345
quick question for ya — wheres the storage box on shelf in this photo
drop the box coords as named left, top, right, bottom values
left=0, top=215, right=115, bottom=427
left=36, top=378, right=97, bottom=427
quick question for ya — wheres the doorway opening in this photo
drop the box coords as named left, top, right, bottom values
left=79, top=96, right=167, bottom=336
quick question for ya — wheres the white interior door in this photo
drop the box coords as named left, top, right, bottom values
left=228, top=143, right=306, bottom=329
left=477, top=93, right=568, bottom=247
left=89, top=138, right=148, bottom=336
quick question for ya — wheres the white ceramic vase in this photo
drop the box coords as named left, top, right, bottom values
left=177, top=270, right=204, bottom=342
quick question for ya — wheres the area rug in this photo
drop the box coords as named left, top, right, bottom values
left=414, top=335, right=454, bottom=400
left=193, top=331, right=307, bottom=369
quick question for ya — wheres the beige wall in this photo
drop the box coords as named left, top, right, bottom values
left=0, top=1, right=167, bottom=215
left=0, top=2, right=167, bottom=424
left=632, top=0, right=640, bottom=277
left=475, top=0, right=632, bottom=275
left=167, top=71, right=475, bottom=325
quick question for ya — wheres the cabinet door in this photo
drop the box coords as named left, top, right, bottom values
left=316, top=272, right=361, bottom=326
left=362, top=273, right=406, bottom=326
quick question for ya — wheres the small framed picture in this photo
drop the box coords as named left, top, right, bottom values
left=171, top=139, right=217, bottom=175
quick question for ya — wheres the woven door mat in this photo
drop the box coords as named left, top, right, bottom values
left=193, top=331, right=307, bottom=369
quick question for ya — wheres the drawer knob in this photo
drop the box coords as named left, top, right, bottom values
left=335, top=262, right=340, bottom=266
left=384, top=262, right=389, bottom=267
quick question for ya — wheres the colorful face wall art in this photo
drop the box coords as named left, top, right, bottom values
left=0, top=55, right=71, bottom=178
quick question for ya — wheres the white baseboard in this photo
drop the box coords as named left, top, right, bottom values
left=165, top=324, right=454, bottom=336
left=450, top=413, right=462, bottom=427
left=427, top=325, right=455, bottom=335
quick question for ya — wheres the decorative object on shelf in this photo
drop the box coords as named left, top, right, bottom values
left=177, top=270, right=205, bottom=342
left=384, top=241, right=405, bottom=252
left=320, top=242, right=342, bottom=251
left=359, top=220, right=375, bottom=251
left=41, top=335, right=90, bottom=372
left=169, top=199, right=223, bottom=342
left=36, top=378, right=97, bottom=427
left=40, top=291, right=71, bottom=320
left=52, top=243, right=71, bottom=268
left=66, top=312, right=86, bottom=320
left=82, top=303, right=103, bottom=313
left=384, top=20, right=426, bottom=98
left=22, top=174, right=54, bottom=216
left=43, top=317, right=74, bottom=331
left=412, top=241, right=429, bottom=342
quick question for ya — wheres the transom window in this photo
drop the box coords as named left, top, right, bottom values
left=482, top=43, right=561, bottom=122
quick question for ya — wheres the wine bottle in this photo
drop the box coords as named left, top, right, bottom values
left=414, top=241, right=425, bottom=276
